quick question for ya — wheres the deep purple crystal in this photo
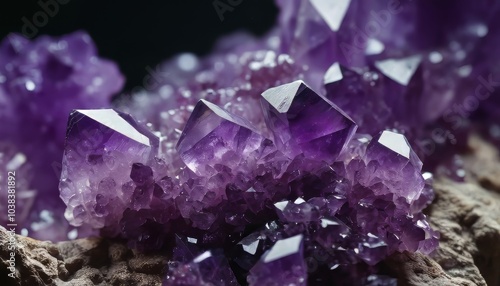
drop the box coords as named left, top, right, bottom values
left=261, top=80, right=357, bottom=163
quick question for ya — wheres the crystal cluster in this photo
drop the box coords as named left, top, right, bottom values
left=0, top=31, right=124, bottom=240
left=56, top=0, right=500, bottom=284
left=0, top=0, right=499, bottom=284
left=60, top=78, right=436, bottom=284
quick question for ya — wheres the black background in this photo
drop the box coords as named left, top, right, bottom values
left=0, top=0, right=278, bottom=91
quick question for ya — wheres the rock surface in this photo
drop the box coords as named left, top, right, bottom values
left=0, top=231, right=166, bottom=286
left=1, top=135, right=500, bottom=286
left=386, top=135, right=500, bottom=286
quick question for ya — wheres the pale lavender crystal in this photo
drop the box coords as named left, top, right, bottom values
left=176, top=99, right=266, bottom=176
left=364, top=130, right=424, bottom=202
left=59, top=109, right=159, bottom=233
left=261, top=80, right=357, bottom=163
left=248, top=234, right=307, bottom=286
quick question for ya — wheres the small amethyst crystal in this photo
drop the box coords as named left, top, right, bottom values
left=176, top=99, right=265, bottom=176
left=248, top=234, right=307, bottom=286
left=364, top=130, right=424, bottom=202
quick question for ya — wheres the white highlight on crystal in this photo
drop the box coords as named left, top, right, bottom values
left=324, top=62, right=343, bottom=84
left=6, top=153, right=26, bottom=171
left=178, top=53, right=198, bottom=72
left=365, top=38, right=385, bottom=55
left=378, top=131, right=410, bottom=158
left=25, top=80, right=36, bottom=91
left=374, top=55, right=422, bottom=86
left=77, top=109, right=151, bottom=146
left=193, top=251, right=212, bottom=263
left=310, top=0, right=351, bottom=31
left=262, top=80, right=305, bottom=113
left=429, top=51, right=443, bottom=63
left=242, top=240, right=260, bottom=255
left=68, top=229, right=78, bottom=240
left=264, top=234, right=303, bottom=263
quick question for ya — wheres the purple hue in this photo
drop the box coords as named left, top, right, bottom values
left=176, top=99, right=266, bottom=176
left=248, top=234, right=307, bottom=286
left=59, top=109, right=159, bottom=235
left=261, top=80, right=357, bottom=163
left=12, top=0, right=500, bottom=283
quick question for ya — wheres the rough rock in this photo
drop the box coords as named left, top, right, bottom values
left=0, top=232, right=166, bottom=286
left=387, top=135, right=500, bottom=286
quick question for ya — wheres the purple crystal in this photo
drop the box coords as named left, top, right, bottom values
left=248, top=234, right=307, bottom=286
left=364, top=130, right=424, bottom=202
left=176, top=99, right=266, bottom=176
left=261, top=80, right=357, bottom=163
left=59, top=109, right=159, bottom=231
left=324, top=63, right=390, bottom=135
left=165, top=250, right=239, bottom=286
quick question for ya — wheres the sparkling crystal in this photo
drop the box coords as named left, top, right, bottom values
left=176, top=99, right=265, bottom=176
left=248, top=234, right=307, bottom=286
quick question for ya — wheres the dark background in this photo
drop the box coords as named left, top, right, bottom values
left=0, top=0, right=278, bottom=91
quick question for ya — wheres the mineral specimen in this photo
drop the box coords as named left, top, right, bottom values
left=1, top=0, right=499, bottom=284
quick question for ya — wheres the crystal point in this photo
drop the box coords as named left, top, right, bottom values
left=248, top=234, right=307, bottom=286
left=60, top=109, right=159, bottom=228
left=261, top=80, right=357, bottom=163
left=176, top=99, right=265, bottom=175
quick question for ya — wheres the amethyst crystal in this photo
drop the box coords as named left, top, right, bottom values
left=261, top=80, right=357, bottom=162
left=165, top=250, right=239, bottom=286
left=248, top=234, right=307, bottom=286
left=59, top=109, right=158, bottom=233
left=13, top=0, right=500, bottom=283
left=60, top=90, right=437, bottom=283
left=176, top=99, right=265, bottom=176
left=364, top=130, right=424, bottom=202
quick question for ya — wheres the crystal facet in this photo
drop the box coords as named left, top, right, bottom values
left=261, top=80, right=357, bottom=163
